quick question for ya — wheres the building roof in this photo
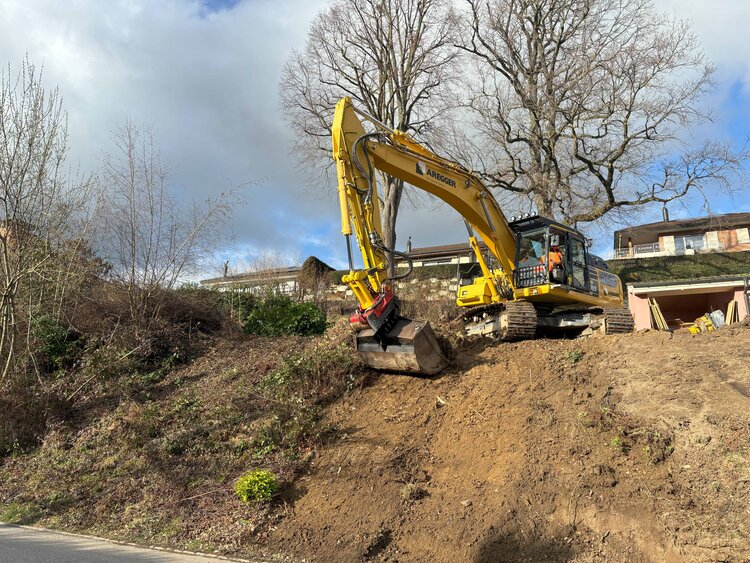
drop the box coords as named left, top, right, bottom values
left=201, top=266, right=302, bottom=287
left=613, top=212, right=750, bottom=248
left=398, top=241, right=486, bottom=261
left=200, top=256, right=335, bottom=288
left=629, top=274, right=750, bottom=294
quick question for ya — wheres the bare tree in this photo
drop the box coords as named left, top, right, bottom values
left=0, top=58, right=95, bottom=382
left=458, top=0, right=747, bottom=224
left=280, top=0, right=458, bottom=272
left=98, top=120, right=240, bottom=325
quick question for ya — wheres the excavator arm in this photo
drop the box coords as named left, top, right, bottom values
left=333, top=97, right=521, bottom=374
left=333, top=97, right=519, bottom=300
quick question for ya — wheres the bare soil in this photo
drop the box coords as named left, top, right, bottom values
left=267, top=326, right=750, bottom=562
left=2, top=322, right=749, bottom=562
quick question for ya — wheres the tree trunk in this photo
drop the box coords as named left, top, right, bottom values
left=381, top=177, right=404, bottom=278
left=533, top=192, right=554, bottom=218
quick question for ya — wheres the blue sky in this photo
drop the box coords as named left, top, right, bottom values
left=0, top=0, right=747, bottom=272
left=201, top=0, right=242, bottom=12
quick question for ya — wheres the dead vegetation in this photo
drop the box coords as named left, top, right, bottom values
left=2, top=318, right=748, bottom=562
left=0, top=306, right=364, bottom=557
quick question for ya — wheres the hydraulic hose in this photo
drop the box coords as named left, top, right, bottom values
left=350, top=132, right=414, bottom=282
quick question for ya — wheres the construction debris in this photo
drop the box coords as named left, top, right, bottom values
left=649, top=298, right=669, bottom=331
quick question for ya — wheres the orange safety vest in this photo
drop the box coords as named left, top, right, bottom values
left=548, top=250, right=563, bottom=271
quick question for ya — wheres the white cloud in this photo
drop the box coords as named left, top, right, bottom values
left=655, top=0, right=750, bottom=89
left=0, top=0, right=746, bottom=272
left=0, top=0, right=331, bottom=267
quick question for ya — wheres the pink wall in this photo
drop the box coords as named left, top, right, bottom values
left=717, top=230, right=750, bottom=252
left=628, top=292, right=652, bottom=330
left=734, top=289, right=749, bottom=320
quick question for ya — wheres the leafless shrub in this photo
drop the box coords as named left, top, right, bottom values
left=0, top=57, right=97, bottom=383
left=96, top=120, right=243, bottom=326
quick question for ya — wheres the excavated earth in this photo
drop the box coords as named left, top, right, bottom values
left=267, top=325, right=750, bottom=562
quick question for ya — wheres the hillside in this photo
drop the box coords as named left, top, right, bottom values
left=606, top=251, right=750, bottom=283
left=268, top=326, right=750, bottom=562
left=1, top=321, right=749, bottom=562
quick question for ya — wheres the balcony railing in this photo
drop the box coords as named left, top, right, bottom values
left=613, top=241, right=726, bottom=259
left=614, top=242, right=661, bottom=258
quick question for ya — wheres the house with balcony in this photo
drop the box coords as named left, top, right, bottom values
left=611, top=211, right=750, bottom=259
left=607, top=211, right=750, bottom=329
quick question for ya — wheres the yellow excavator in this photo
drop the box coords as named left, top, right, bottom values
left=332, top=97, right=633, bottom=375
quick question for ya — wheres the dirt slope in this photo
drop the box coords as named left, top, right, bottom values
left=268, top=327, right=750, bottom=562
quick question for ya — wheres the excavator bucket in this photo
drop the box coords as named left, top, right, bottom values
left=355, top=318, right=448, bottom=375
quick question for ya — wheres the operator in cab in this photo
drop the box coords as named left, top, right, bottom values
left=548, top=245, right=564, bottom=283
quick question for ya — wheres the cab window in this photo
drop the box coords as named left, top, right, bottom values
left=570, top=238, right=588, bottom=289
left=517, top=230, right=546, bottom=268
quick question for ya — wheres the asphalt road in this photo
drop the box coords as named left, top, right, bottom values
left=0, top=524, right=236, bottom=563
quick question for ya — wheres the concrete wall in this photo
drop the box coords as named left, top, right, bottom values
left=326, top=277, right=458, bottom=303
left=660, top=235, right=675, bottom=253
left=628, top=291, right=652, bottom=330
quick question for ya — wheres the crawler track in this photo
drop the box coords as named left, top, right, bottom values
left=602, top=308, right=635, bottom=334
left=461, top=301, right=538, bottom=341
left=500, top=301, right=538, bottom=341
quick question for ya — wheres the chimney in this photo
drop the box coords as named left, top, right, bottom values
left=662, top=207, right=670, bottom=222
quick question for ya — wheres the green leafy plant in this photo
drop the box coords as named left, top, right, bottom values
left=234, top=469, right=279, bottom=502
left=567, top=349, right=584, bottom=364
left=32, top=315, right=81, bottom=370
left=610, top=436, right=624, bottom=452
left=244, top=295, right=326, bottom=337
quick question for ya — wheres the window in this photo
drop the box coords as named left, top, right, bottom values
left=517, top=230, right=546, bottom=268
left=569, top=238, right=587, bottom=289
left=674, top=234, right=705, bottom=251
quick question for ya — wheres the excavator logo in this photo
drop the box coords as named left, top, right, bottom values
left=416, top=161, right=456, bottom=188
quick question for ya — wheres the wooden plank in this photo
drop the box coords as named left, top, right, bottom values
left=654, top=299, right=667, bottom=331
left=648, top=298, right=660, bottom=330
left=649, top=299, right=659, bottom=330
left=728, top=300, right=738, bottom=324
left=649, top=298, right=669, bottom=331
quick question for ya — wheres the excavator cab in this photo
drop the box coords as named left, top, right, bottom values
left=509, top=214, right=621, bottom=306
left=511, top=215, right=586, bottom=291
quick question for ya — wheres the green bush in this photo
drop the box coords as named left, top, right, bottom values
left=244, top=295, right=326, bottom=337
left=32, top=315, right=81, bottom=370
left=234, top=469, right=279, bottom=502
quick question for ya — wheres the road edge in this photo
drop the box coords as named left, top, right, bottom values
left=0, top=521, right=256, bottom=562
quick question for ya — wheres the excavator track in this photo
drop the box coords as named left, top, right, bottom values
left=499, top=301, right=538, bottom=341
left=462, top=301, right=538, bottom=341
left=601, top=308, right=635, bottom=334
